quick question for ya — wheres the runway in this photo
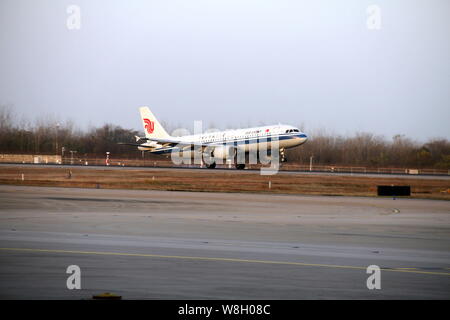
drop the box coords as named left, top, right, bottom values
left=1, top=163, right=449, bottom=180
left=0, top=185, right=449, bottom=299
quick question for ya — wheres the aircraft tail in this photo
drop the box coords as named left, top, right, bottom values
left=139, top=106, right=171, bottom=139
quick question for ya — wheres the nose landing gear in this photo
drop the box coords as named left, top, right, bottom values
left=280, top=148, right=287, bottom=163
left=235, top=163, right=245, bottom=170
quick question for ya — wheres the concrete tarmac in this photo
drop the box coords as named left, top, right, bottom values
left=0, top=185, right=449, bottom=299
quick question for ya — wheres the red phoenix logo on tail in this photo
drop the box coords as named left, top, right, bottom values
left=143, top=118, right=155, bottom=134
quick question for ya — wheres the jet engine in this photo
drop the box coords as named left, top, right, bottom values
left=210, top=145, right=235, bottom=160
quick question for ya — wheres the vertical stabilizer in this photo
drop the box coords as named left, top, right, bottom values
left=139, top=106, right=170, bottom=139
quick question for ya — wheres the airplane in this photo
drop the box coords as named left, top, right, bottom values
left=120, top=106, right=308, bottom=169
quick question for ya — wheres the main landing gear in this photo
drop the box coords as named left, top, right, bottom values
left=205, top=162, right=216, bottom=169
left=235, top=163, right=245, bottom=170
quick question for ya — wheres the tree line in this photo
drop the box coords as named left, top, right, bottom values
left=288, top=131, right=450, bottom=169
left=0, top=106, right=449, bottom=169
left=0, top=106, right=141, bottom=158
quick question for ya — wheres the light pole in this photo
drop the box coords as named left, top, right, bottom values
left=55, top=123, right=60, bottom=156
left=61, top=147, right=65, bottom=164
left=309, top=155, right=313, bottom=172
left=69, top=150, right=77, bottom=165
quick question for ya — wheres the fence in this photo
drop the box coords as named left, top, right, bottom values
left=279, top=164, right=449, bottom=176
left=51, top=157, right=450, bottom=176
left=0, top=154, right=62, bottom=164
left=1, top=154, right=448, bottom=176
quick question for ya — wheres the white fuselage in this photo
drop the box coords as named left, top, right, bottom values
left=141, top=124, right=308, bottom=156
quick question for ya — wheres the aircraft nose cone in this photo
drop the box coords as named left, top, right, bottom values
left=301, top=133, right=308, bottom=144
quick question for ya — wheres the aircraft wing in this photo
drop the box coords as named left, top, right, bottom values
left=118, top=140, right=210, bottom=149
left=119, top=138, right=230, bottom=151
left=117, top=142, right=145, bottom=147
left=146, top=137, right=220, bottom=149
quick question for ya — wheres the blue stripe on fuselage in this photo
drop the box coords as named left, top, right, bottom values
left=150, top=133, right=307, bottom=154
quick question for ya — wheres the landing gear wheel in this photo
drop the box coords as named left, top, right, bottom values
left=206, top=162, right=216, bottom=169
left=235, top=164, right=245, bottom=170
left=280, top=148, right=287, bottom=163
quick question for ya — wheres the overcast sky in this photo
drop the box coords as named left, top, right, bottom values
left=0, top=0, right=449, bottom=140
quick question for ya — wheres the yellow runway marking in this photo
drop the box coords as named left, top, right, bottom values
left=1, top=247, right=449, bottom=276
